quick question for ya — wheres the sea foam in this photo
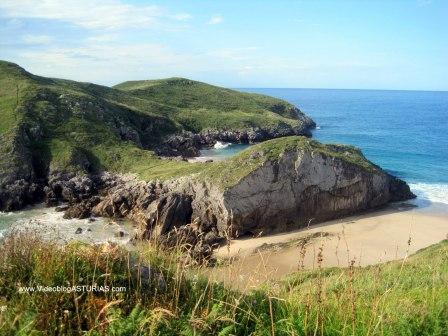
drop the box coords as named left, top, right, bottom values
left=214, top=141, right=231, bottom=149
left=409, top=183, right=448, bottom=205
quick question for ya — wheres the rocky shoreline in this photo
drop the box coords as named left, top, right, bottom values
left=0, top=137, right=415, bottom=262
left=0, top=61, right=415, bottom=263
left=156, top=110, right=316, bottom=157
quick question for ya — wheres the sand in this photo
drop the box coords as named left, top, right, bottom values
left=210, top=202, right=448, bottom=290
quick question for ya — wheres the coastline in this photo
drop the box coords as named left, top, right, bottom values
left=0, top=205, right=135, bottom=245
left=211, top=201, right=448, bottom=290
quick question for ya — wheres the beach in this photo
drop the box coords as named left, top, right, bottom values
left=211, top=201, right=448, bottom=290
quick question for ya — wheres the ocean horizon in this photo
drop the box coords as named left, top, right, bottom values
left=239, top=88, right=448, bottom=205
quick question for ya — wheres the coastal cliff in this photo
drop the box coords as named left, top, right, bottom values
left=0, top=61, right=415, bottom=261
left=0, top=61, right=315, bottom=211
left=114, top=77, right=315, bottom=156
left=196, top=137, right=414, bottom=236
left=45, top=137, right=414, bottom=260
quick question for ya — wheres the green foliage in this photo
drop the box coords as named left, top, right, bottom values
left=0, top=61, right=33, bottom=135
left=1, top=230, right=447, bottom=336
left=201, top=136, right=378, bottom=189
left=114, top=77, right=302, bottom=133
left=0, top=61, right=311, bottom=185
left=106, top=305, right=150, bottom=336
left=0, top=61, right=375, bottom=188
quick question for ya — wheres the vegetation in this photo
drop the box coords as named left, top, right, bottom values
left=201, top=136, right=379, bottom=189
left=114, top=77, right=303, bottom=133
left=0, top=61, right=312, bottom=184
left=0, top=230, right=446, bottom=335
left=0, top=61, right=377, bottom=189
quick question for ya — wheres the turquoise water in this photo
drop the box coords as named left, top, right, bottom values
left=200, top=143, right=252, bottom=159
left=239, top=89, right=448, bottom=205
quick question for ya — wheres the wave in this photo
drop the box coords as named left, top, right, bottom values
left=214, top=141, right=231, bottom=149
left=0, top=211, right=13, bottom=216
left=409, top=182, right=448, bottom=205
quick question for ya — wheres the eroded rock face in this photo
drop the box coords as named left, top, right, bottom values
left=0, top=136, right=415, bottom=262
left=0, top=125, right=45, bottom=211
left=216, top=150, right=414, bottom=236
left=60, top=146, right=413, bottom=244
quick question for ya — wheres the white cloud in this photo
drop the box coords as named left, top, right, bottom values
left=207, top=14, right=223, bottom=25
left=171, top=13, right=192, bottom=21
left=22, top=34, right=53, bottom=45
left=0, top=0, right=190, bottom=30
left=16, top=42, right=205, bottom=84
left=20, top=44, right=176, bottom=67
left=86, top=34, right=118, bottom=43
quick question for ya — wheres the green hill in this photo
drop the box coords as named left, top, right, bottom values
left=114, top=77, right=315, bottom=133
left=0, top=61, right=190, bottom=189
left=0, top=61, right=314, bottom=179
left=0, top=61, right=316, bottom=198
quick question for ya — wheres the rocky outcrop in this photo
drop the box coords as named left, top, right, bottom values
left=0, top=61, right=319, bottom=213
left=156, top=110, right=316, bottom=157
left=0, top=62, right=417, bottom=265
left=208, top=149, right=415, bottom=236
left=0, top=125, right=44, bottom=211
left=39, top=138, right=414, bottom=263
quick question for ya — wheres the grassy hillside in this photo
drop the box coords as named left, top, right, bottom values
left=114, top=77, right=311, bottom=133
left=0, top=61, right=186, bottom=182
left=0, top=62, right=43, bottom=182
left=1, top=230, right=446, bottom=335
left=0, top=61, right=313, bottom=185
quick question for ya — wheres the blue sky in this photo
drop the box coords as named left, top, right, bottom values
left=0, top=0, right=447, bottom=90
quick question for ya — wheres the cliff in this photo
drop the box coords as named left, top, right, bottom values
left=195, top=137, right=415, bottom=236
left=0, top=61, right=415, bottom=261
left=0, top=61, right=315, bottom=210
left=58, top=137, right=414, bottom=260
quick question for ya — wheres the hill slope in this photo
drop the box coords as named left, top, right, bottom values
left=0, top=61, right=315, bottom=210
left=0, top=61, right=413, bottom=249
left=114, top=77, right=315, bottom=134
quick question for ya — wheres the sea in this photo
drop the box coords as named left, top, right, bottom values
left=240, top=88, right=448, bottom=206
left=1, top=88, right=447, bottom=236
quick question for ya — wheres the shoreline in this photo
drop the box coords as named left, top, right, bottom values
left=2, top=198, right=447, bottom=290
left=210, top=201, right=448, bottom=290
left=0, top=204, right=136, bottom=245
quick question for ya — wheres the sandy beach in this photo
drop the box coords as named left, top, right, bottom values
left=210, top=201, right=448, bottom=290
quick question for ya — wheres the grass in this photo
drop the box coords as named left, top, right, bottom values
left=0, top=61, right=312, bottom=186
left=114, top=77, right=304, bottom=133
left=44, top=133, right=382, bottom=186
left=200, top=136, right=379, bottom=189
left=0, top=61, right=35, bottom=135
left=30, top=118, right=204, bottom=180
left=0, top=230, right=446, bottom=335
left=6, top=62, right=373, bottom=190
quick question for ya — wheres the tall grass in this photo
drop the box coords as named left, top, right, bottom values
left=0, top=229, right=447, bottom=335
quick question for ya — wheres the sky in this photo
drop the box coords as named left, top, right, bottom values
left=0, top=0, right=447, bottom=90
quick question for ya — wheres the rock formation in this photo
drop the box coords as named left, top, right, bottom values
left=0, top=61, right=416, bottom=262
left=40, top=137, right=414, bottom=261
